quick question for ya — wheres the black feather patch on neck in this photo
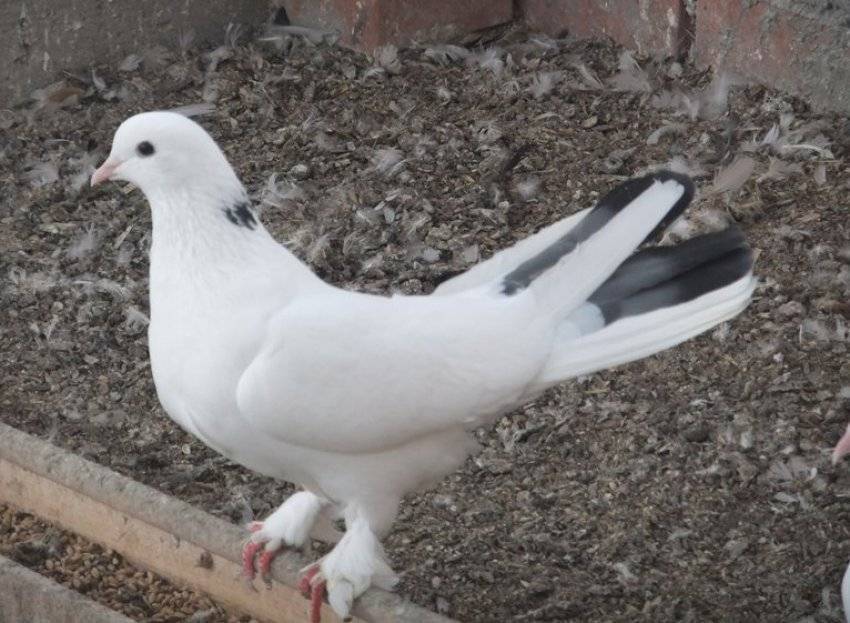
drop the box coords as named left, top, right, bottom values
left=223, top=201, right=257, bottom=230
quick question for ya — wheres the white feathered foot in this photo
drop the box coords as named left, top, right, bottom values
left=242, top=491, right=333, bottom=587
left=298, top=515, right=397, bottom=623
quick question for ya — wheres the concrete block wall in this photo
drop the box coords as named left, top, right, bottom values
left=1, top=0, right=268, bottom=106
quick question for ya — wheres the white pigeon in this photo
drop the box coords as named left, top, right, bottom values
left=843, top=561, right=850, bottom=623
left=92, top=111, right=756, bottom=621
left=832, top=427, right=850, bottom=623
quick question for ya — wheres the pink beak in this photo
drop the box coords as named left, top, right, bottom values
left=832, top=423, right=850, bottom=465
left=90, top=158, right=122, bottom=186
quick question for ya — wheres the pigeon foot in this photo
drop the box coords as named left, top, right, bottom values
left=299, top=563, right=328, bottom=623
left=240, top=491, right=325, bottom=587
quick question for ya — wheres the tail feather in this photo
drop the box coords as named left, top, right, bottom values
left=597, top=239, right=753, bottom=324
left=534, top=223, right=757, bottom=388
left=433, top=208, right=590, bottom=296
left=505, top=172, right=695, bottom=321
left=534, top=273, right=756, bottom=389
left=589, top=227, right=748, bottom=305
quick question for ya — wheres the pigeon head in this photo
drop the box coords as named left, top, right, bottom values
left=91, top=112, right=240, bottom=198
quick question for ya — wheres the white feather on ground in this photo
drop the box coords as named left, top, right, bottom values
left=710, top=156, right=756, bottom=194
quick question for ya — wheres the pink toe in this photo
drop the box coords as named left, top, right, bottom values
left=299, top=565, right=320, bottom=598
left=310, top=579, right=326, bottom=623
left=258, top=549, right=280, bottom=583
left=241, top=541, right=263, bottom=579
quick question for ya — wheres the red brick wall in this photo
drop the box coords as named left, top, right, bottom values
left=279, top=0, right=512, bottom=51
left=279, top=0, right=850, bottom=113
left=520, top=0, right=693, bottom=59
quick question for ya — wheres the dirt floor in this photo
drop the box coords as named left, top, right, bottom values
left=2, top=23, right=850, bottom=623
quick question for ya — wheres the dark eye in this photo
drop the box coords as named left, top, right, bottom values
left=136, top=141, right=155, bottom=157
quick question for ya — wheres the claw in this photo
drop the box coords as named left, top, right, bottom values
left=258, top=548, right=280, bottom=588
left=241, top=540, right=263, bottom=581
left=299, top=564, right=321, bottom=597
left=298, top=565, right=326, bottom=623
left=310, top=578, right=326, bottom=623
left=243, top=521, right=282, bottom=587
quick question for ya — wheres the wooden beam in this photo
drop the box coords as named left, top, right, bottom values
left=0, top=423, right=453, bottom=623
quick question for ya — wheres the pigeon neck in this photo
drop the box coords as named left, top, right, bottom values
left=146, top=185, right=289, bottom=274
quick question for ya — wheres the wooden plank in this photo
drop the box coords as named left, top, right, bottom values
left=0, top=457, right=328, bottom=623
left=0, top=423, right=454, bottom=623
left=0, top=553, right=136, bottom=623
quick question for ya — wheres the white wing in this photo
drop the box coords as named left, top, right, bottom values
left=236, top=288, right=552, bottom=454
left=237, top=172, right=754, bottom=456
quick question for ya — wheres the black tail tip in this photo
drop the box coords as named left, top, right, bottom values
left=651, top=169, right=695, bottom=192
left=645, top=169, right=695, bottom=241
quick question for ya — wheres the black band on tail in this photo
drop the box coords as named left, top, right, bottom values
left=501, top=171, right=694, bottom=296
left=596, top=243, right=753, bottom=324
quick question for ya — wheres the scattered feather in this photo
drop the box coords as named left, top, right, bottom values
left=421, top=247, right=441, bottom=263
left=814, top=163, right=827, bottom=186
left=699, top=73, right=732, bottom=120
left=757, top=158, right=803, bottom=183
left=68, top=151, right=100, bottom=193
left=205, top=46, right=233, bottom=74
left=177, top=29, right=195, bottom=57
left=118, top=54, right=143, bottom=73
left=646, top=122, right=687, bottom=145
left=91, top=69, right=106, bottom=91
left=710, top=157, right=756, bottom=194
left=574, top=62, right=604, bottom=90
left=529, top=34, right=558, bottom=51
left=609, top=51, right=651, bottom=92
left=424, top=44, right=469, bottom=65
left=361, top=254, right=384, bottom=274
left=143, top=45, right=171, bottom=68
left=262, top=24, right=335, bottom=47
left=124, top=306, right=150, bottom=333
left=761, top=124, right=781, bottom=148
left=259, top=173, right=305, bottom=210
left=224, top=22, right=243, bottom=49
left=307, top=233, right=331, bottom=265
left=96, top=279, right=132, bottom=301
left=169, top=103, right=216, bottom=118
left=781, top=140, right=834, bottom=158
left=515, top=177, right=540, bottom=201
left=314, top=131, right=346, bottom=153
left=66, top=225, right=99, bottom=259
left=31, top=81, right=84, bottom=111
left=23, top=160, right=60, bottom=188
left=373, top=45, right=401, bottom=75
left=666, top=156, right=709, bottom=179
left=457, top=244, right=480, bottom=265
left=499, top=79, right=521, bottom=98
left=469, top=48, right=504, bottom=77
left=371, top=148, right=405, bottom=178
left=528, top=72, right=558, bottom=100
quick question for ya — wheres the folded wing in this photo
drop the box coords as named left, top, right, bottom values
left=237, top=171, right=754, bottom=454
